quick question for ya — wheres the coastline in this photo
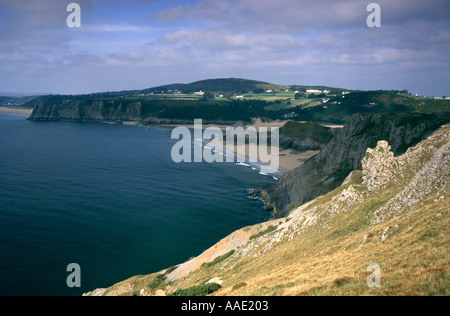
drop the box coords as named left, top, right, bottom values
left=166, top=118, right=320, bottom=172
left=25, top=114, right=322, bottom=171
left=160, top=118, right=335, bottom=172
left=0, top=107, right=33, bottom=116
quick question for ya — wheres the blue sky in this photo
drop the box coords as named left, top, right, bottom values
left=0, top=0, right=449, bottom=96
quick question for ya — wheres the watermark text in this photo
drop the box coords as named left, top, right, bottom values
left=67, top=3, right=81, bottom=28
left=171, top=119, right=279, bottom=174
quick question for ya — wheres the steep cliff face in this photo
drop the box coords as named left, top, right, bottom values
left=28, top=99, right=254, bottom=125
left=29, top=100, right=142, bottom=123
left=260, top=113, right=450, bottom=218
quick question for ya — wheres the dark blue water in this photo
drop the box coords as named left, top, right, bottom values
left=0, top=114, right=273, bottom=296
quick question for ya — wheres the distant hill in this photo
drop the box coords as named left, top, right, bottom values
left=141, top=78, right=290, bottom=94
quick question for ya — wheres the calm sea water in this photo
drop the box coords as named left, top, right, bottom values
left=0, top=113, right=273, bottom=296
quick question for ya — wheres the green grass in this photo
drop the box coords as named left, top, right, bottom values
left=288, top=91, right=450, bottom=124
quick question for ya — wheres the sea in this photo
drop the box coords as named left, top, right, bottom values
left=0, top=113, right=277, bottom=296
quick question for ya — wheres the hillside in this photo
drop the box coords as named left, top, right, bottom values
left=20, top=78, right=449, bottom=125
left=85, top=121, right=450, bottom=296
left=292, top=90, right=450, bottom=124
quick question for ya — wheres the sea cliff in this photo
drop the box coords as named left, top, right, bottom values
left=29, top=100, right=141, bottom=123
left=260, top=113, right=450, bottom=218
left=28, top=98, right=256, bottom=125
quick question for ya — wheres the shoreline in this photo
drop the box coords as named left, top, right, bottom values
left=209, top=137, right=318, bottom=173
left=158, top=118, right=335, bottom=172
left=157, top=119, right=343, bottom=130
left=25, top=115, right=323, bottom=171
left=0, top=107, right=33, bottom=115
left=163, top=118, right=322, bottom=172
left=125, top=118, right=313, bottom=173
left=202, top=137, right=287, bottom=178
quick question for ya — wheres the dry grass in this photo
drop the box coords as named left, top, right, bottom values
left=213, top=193, right=449, bottom=296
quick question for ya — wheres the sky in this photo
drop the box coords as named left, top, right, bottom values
left=0, top=0, right=449, bottom=96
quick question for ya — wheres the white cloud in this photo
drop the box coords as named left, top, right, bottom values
left=83, top=24, right=147, bottom=33
left=158, top=28, right=304, bottom=52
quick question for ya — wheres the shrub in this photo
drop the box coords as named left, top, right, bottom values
left=169, top=283, right=222, bottom=296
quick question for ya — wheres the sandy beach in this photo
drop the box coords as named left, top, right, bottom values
left=158, top=118, right=289, bottom=130
left=209, top=136, right=319, bottom=172
left=0, top=107, right=33, bottom=116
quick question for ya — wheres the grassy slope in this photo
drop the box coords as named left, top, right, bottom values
left=294, top=91, right=450, bottom=124
left=98, top=125, right=449, bottom=296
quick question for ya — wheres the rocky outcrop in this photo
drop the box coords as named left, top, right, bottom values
left=237, top=124, right=450, bottom=259
left=260, top=113, right=450, bottom=218
left=370, top=127, right=450, bottom=225
left=362, top=141, right=397, bottom=192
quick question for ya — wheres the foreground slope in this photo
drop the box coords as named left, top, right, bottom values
left=86, top=123, right=449, bottom=296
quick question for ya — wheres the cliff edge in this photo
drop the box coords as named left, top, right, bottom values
left=260, top=113, right=450, bottom=218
